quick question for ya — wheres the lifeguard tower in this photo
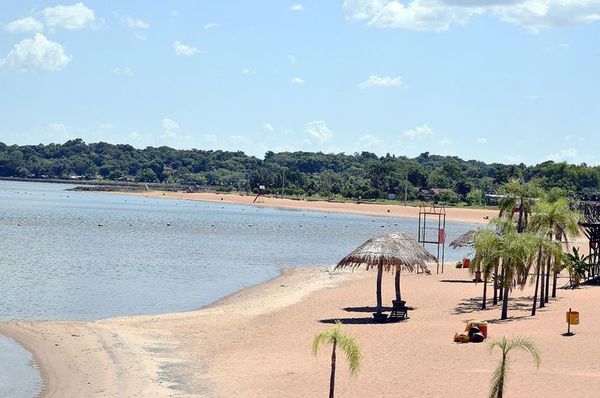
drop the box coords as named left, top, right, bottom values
left=417, top=204, right=446, bottom=274
left=253, top=185, right=266, bottom=203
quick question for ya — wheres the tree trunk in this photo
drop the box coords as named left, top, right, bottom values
left=482, top=278, right=488, bottom=310
left=493, top=265, right=498, bottom=306
left=376, top=263, right=383, bottom=316
left=544, top=231, right=553, bottom=303
left=544, top=255, right=551, bottom=304
left=532, top=246, right=542, bottom=316
left=501, top=259, right=510, bottom=320
left=499, top=264, right=505, bottom=301
left=517, top=199, right=524, bottom=233
left=552, top=271, right=558, bottom=298
left=497, top=354, right=507, bottom=398
left=539, top=256, right=545, bottom=308
left=394, top=268, right=401, bottom=302
left=329, top=340, right=336, bottom=398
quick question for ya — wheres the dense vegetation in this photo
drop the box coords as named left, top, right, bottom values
left=1, top=139, right=600, bottom=203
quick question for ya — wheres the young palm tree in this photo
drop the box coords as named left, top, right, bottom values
left=530, top=233, right=562, bottom=316
left=312, top=322, right=361, bottom=398
left=480, top=219, right=536, bottom=320
left=530, top=197, right=580, bottom=300
left=472, top=229, right=501, bottom=310
left=488, top=336, right=541, bottom=398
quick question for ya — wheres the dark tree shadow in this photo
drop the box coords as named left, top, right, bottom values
left=319, top=317, right=407, bottom=325
left=440, top=279, right=477, bottom=284
left=343, top=305, right=417, bottom=313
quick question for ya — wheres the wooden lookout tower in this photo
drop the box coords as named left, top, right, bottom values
left=579, top=201, right=600, bottom=277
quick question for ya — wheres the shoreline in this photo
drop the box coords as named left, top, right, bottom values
left=0, top=266, right=363, bottom=397
left=115, top=190, right=499, bottom=225
left=3, top=262, right=600, bottom=397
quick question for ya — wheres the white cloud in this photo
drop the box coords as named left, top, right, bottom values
left=291, top=77, right=305, bottom=84
left=43, top=2, right=95, bottom=30
left=112, top=66, right=133, bottom=77
left=358, top=75, right=402, bottom=89
left=230, top=135, right=252, bottom=146
left=4, top=17, right=44, bottom=33
left=120, top=15, right=150, bottom=29
left=128, top=131, right=142, bottom=141
left=162, top=118, right=180, bottom=138
left=403, top=124, right=434, bottom=139
left=204, top=22, right=220, bottom=29
left=439, top=138, right=452, bottom=145
left=203, top=134, right=218, bottom=145
left=263, top=123, right=275, bottom=133
left=288, top=54, right=297, bottom=64
left=46, top=123, right=70, bottom=139
left=343, top=0, right=483, bottom=31
left=173, top=41, right=199, bottom=56
left=1, top=33, right=71, bottom=71
left=99, top=123, right=113, bottom=130
left=524, top=94, right=540, bottom=100
left=342, top=0, right=600, bottom=32
left=358, top=134, right=383, bottom=150
left=241, top=68, right=255, bottom=75
left=306, top=120, right=333, bottom=144
left=291, top=4, right=305, bottom=11
left=547, top=148, right=578, bottom=161
left=476, top=137, right=488, bottom=144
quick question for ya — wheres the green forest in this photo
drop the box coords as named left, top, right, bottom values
left=1, top=139, right=600, bottom=204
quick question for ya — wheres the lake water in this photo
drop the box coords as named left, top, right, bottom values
left=0, top=180, right=477, bottom=397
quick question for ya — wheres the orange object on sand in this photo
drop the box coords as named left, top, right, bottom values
left=462, top=258, right=471, bottom=268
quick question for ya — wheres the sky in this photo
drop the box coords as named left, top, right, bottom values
left=0, top=1, right=599, bottom=165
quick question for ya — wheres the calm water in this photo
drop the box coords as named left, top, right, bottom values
left=0, top=180, right=477, bottom=397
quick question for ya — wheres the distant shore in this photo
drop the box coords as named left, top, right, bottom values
left=119, top=190, right=499, bottom=225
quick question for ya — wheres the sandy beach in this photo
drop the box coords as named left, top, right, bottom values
left=124, top=191, right=499, bottom=225
left=2, top=262, right=600, bottom=397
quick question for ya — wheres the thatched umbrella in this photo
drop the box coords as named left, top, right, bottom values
left=449, top=229, right=476, bottom=249
left=450, top=229, right=482, bottom=281
left=335, top=232, right=437, bottom=319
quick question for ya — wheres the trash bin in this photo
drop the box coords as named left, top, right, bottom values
left=566, top=311, right=579, bottom=325
left=462, top=258, right=471, bottom=268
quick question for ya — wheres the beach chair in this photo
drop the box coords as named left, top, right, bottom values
left=389, top=300, right=408, bottom=321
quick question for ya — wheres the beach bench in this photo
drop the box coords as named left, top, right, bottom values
left=389, top=300, right=408, bottom=321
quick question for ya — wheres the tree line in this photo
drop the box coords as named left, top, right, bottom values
left=1, top=138, right=600, bottom=203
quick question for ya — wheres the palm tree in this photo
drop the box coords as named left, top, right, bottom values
left=530, top=232, right=562, bottom=316
left=498, top=179, right=541, bottom=233
left=472, top=229, right=501, bottom=310
left=530, top=197, right=580, bottom=300
left=312, top=322, right=361, bottom=398
left=488, top=336, right=541, bottom=398
left=477, top=219, right=536, bottom=320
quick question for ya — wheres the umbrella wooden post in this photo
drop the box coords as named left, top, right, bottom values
left=376, top=262, right=383, bottom=317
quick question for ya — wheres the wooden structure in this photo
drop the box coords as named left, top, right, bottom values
left=418, top=204, right=446, bottom=274
left=579, top=201, right=600, bottom=277
left=253, top=185, right=266, bottom=203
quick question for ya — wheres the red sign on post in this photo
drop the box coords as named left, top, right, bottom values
left=438, top=229, right=446, bottom=244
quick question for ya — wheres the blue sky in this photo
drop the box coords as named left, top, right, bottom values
left=0, top=1, right=599, bottom=165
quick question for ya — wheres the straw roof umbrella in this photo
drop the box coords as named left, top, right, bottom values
left=449, top=229, right=476, bottom=249
left=335, top=233, right=437, bottom=319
